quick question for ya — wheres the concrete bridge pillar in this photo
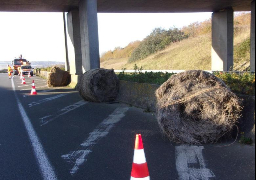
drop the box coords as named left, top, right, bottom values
left=79, top=0, right=100, bottom=72
left=67, top=9, right=82, bottom=76
left=211, top=8, right=234, bottom=71
left=66, top=0, right=100, bottom=86
left=251, top=0, right=255, bottom=72
left=66, top=9, right=83, bottom=86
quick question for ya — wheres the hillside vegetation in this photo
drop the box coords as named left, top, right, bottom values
left=101, top=13, right=251, bottom=71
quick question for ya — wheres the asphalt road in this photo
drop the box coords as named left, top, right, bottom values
left=0, top=73, right=255, bottom=180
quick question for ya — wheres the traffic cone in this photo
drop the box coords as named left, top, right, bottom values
left=131, top=134, right=150, bottom=180
left=28, top=73, right=31, bottom=78
left=21, top=76, right=26, bottom=84
left=31, top=80, right=37, bottom=95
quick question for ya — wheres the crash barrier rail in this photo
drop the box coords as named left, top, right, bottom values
left=114, top=70, right=255, bottom=74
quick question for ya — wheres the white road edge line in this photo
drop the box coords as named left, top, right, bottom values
left=175, top=145, right=215, bottom=180
left=61, top=107, right=130, bottom=175
left=11, top=78, right=58, bottom=180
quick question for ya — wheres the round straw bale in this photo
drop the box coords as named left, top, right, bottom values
left=47, top=66, right=71, bottom=87
left=79, top=68, right=119, bottom=102
left=156, top=70, right=242, bottom=144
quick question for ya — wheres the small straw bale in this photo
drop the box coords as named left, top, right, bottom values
left=79, top=68, right=119, bottom=102
left=47, top=66, right=71, bottom=87
left=156, top=70, right=242, bottom=144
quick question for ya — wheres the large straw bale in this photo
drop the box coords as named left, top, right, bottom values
left=156, top=70, right=242, bottom=144
left=79, top=68, right=119, bottom=102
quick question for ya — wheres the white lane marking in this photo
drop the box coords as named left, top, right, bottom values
left=18, top=85, right=29, bottom=87
left=175, top=146, right=215, bottom=180
left=11, top=78, right=57, bottom=180
left=40, top=100, right=88, bottom=126
left=28, top=94, right=68, bottom=108
left=61, top=107, right=129, bottom=175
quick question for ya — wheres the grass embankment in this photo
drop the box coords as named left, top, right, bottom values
left=124, top=34, right=212, bottom=70
left=101, top=13, right=251, bottom=71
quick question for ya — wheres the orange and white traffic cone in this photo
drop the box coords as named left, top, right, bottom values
left=131, top=134, right=150, bottom=180
left=21, top=76, right=26, bottom=84
left=28, top=73, right=31, bottom=78
left=31, top=80, right=37, bottom=95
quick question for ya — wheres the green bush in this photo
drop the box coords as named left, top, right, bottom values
left=118, top=71, right=175, bottom=85
left=128, top=28, right=188, bottom=62
left=118, top=68, right=255, bottom=96
left=234, top=38, right=251, bottom=63
left=118, top=65, right=175, bottom=85
left=214, top=72, right=255, bottom=95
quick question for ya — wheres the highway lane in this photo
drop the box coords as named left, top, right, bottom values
left=0, top=74, right=42, bottom=180
left=0, top=73, right=255, bottom=180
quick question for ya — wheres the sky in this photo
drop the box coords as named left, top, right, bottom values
left=0, top=12, right=212, bottom=62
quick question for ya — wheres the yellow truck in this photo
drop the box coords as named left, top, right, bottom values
left=12, top=58, right=32, bottom=75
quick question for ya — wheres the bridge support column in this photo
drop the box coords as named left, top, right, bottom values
left=211, top=8, right=234, bottom=71
left=79, top=0, right=100, bottom=72
left=66, top=9, right=83, bottom=86
left=251, top=0, right=255, bottom=72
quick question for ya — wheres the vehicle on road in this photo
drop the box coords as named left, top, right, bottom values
left=20, top=65, right=33, bottom=76
left=12, top=58, right=31, bottom=75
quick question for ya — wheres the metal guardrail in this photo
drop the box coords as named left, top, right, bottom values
left=114, top=70, right=189, bottom=73
left=114, top=70, right=255, bottom=74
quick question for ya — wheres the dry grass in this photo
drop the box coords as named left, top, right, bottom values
left=100, top=13, right=251, bottom=71
left=101, top=34, right=212, bottom=70
left=123, top=34, right=212, bottom=70
left=100, top=57, right=128, bottom=69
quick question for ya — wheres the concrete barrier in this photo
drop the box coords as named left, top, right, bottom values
left=35, top=70, right=50, bottom=79
left=117, top=80, right=159, bottom=112
left=238, top=95, right=255, bottom=142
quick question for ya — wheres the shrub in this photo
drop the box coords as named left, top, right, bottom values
left=182, top=20, right=211, bottom=37
left=100, top=41, right=140, bottom=61
left=213, top=72, right=255, bottom=95
left=117, top=65, right=175, bottom=85
left=234, top=38, right=251, bottom=63
left=118, top=68, right=255, bottom=96
left=128, top=28, right=188, bottom=62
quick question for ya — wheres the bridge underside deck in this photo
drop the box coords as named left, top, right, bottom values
left=0, top=0, right=252, bottom=12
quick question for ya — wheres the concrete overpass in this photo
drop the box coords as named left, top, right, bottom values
left=0, top=0, right=255, bottom=85
left=0, top=0, right=253, bottom=12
